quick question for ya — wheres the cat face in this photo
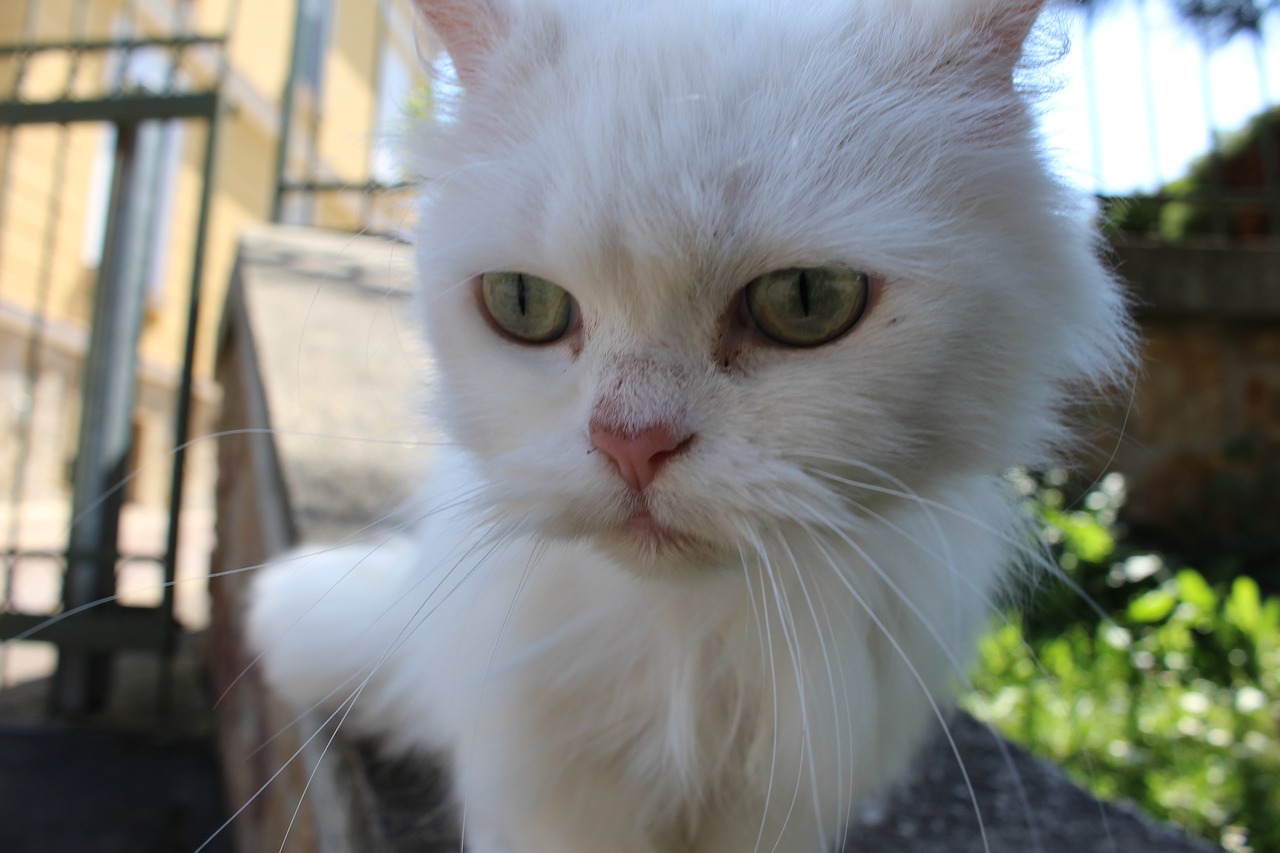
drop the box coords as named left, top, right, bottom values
left=412, top=0, right=1130, bottom=575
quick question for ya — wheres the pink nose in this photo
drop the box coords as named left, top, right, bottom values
left=590, top=423, right=693, bottom=492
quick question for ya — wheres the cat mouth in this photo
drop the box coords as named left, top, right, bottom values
left=590, top=497, right=724, bottom=568
left=619, top=508, right=703, bottom=553
left=626, top=509, right=673, bottom=537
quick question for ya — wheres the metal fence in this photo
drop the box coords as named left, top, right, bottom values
left=0, top=12, right=227, bottom=715
left=1059, top=0, right=1280, bottom=242
left=0, top=0, right=420, bottom=723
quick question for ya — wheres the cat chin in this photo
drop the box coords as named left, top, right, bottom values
left=593, top=522, right=735, bottom=580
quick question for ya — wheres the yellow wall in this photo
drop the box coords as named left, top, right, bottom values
left=0, top=0, right=427, bottom=502
left=1, top=0, right=424, bottom=375
left=320, top=0, right=381, bottom=183
left=221, top=2, right=293, bottom=105
left=0, top=122, right=101, bottom=325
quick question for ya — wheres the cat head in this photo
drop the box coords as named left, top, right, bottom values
left=408, top=0, right=1132, bottom=576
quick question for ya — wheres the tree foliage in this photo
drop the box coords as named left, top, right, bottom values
left=1073, top=0, right=1278, bottom=40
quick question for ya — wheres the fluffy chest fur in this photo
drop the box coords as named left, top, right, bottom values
left=248, top=1, right=1132, bottom=851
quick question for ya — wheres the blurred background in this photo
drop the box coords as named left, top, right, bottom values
left=0, top=0, right=1275, bottom=851
left=0, top=0, right=418, bottom=697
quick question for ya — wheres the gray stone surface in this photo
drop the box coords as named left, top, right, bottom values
left=363, top=710, right=1221, bottom=853
left=214, top=225, right=1222, bottom=853
left=228, top=226, right=436, bottom=537
left=212, top=226, right=429, bottom=853
left=844, top=712, right=1218, bottom=853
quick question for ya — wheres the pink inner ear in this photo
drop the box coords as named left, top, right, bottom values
left=416, top=0, right=506, bottom=83
left=987, top=0, right=1047, bottom=63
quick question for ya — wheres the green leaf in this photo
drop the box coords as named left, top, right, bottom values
left=1175, top=569, right=1217, bottom=614
left=1227, top=577, right=1263, bottom=636
left=1128, top=588, right=1177, bottom=623
left=1044, top=508, right=1116, bottom=565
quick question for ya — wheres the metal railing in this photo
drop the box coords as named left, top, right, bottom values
left=1063, top=1, right=1280, bottom=243
left=271, top=0, right=420, bottom=239
left=0, top=24, right=227, bottom=715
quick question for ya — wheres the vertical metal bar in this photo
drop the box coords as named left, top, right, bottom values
left=51, top=122, right=149, bottom=715
left=272, top=0, right=309, bottom=222
left=1252, top=32, right=1280, bottom=237
left=363, top=1, right=388, bottom=229
left=0, top=0, right=92, bottom=692
left=1197, top=34, right=1229, bottom=239
left=1079, top=7, right=1105, bottom=191
left=0, top=0, right=44, bottom=286
left=2, top=120, right=74, bottom=629
left=1136, top=0, right=1161, bottom=187
left=158, top=100, right=221, bottom=715
left=0, top=0, right=90, bottom=299
left=305, top=0, right=325, bottom=214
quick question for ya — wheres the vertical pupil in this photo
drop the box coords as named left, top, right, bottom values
left=797, top=271, right=811, bottom=316
left=517, top=275, right=528, bottom=315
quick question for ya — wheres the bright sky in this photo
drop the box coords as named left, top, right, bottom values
left=1040, top=0, right=1279, bottom=194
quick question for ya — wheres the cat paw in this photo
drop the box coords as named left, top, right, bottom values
left=244, top=540, right=411, bottom=712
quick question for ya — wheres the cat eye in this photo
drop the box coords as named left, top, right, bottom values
left=480, top=272, right=575, bottom=344
left=744, top=268, right=869, bottom=347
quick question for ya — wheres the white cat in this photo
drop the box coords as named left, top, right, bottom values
left=248, top=0, right=1132, bottom=850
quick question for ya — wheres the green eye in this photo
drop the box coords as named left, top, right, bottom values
left=480, top=272, right=575, bottom=343
left=744, top=268, right=869, bottom=347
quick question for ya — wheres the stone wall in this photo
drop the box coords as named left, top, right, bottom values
left=209, top=227, right=421, bottom=853
left=1099, top=242, right=1280, bottom=571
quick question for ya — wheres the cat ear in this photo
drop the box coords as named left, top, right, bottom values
left=415, top=0, right=509, bottom=83
left=966, top=0, right=1047, bottom=75
left=926, top=0, right=1045, bottom=85
left=985, top=1, right=1046, bottom=56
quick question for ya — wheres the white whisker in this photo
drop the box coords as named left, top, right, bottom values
left=737, top=546, right=777, bottom=853
left=797, top=495, right=1048, bottom=852
left=216, top=481, right=488, bottom=710
left=751, top=538, right=817, bottom=853
left=770, top=529, right=844, bottom=844
left=192, top=690, right=360, bottom=853
left=800, top=531, right=993, bottom=853
left=458, top=538, right=547, bottom=853
left=242, top=510, right=499, bottom=758
left=800, top=458, right=1108, bottom=624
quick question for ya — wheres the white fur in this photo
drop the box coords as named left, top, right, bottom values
left=248, top=1, right=1132, bottom=851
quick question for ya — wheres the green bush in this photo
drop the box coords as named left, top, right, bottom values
left=964, top=474, right=1280, bottom=852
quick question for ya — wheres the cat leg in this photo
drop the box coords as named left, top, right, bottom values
left=246, top=536, right=431, bottom=725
